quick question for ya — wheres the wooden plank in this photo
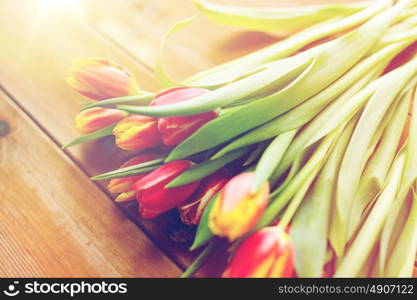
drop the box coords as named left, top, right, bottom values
left=0, top=90, right=180, bottom=277
left=0, top=0, right=200, bottom=274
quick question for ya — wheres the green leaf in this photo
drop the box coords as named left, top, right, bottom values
left=118, top=55, right=313, bottom=116
left=80, top=94, right=154, bottom=111
left=190, top=194, right=217, bottom=251
left=166, top=147, right=249, bottom=188
left=91, top=158, right=164, bottom=180
left=270, top=146, right=309, bottom=197
left=384, top=188, right=417, bottom=277
left=346, top=88, right=411, bottom=242
left=291, top=116, right=355, bottom=277
left=377, top=187, right=412, bottom=276
left=182, top=238, right=224, bottom=278
left=253, top=130, right=296, bottom=193
left=379, top=86, right=417, bottom=276
left=93, top=166, right=159, bottom=180
left=211, top=40, right=408, bottom=158
left=186, top=0, right=390, bottom=88
left=242, top=141, right=269, bottom=167
left=334, top=151, right=406, bottom=277
left=154, top=16, right=196, bottom=88
left=62, top=124, right=115, bottom=149
left=330, top=58, right=417, bottom=257
left=400, top=82, right=417, bottom=189
left=255, top=124, right=343, bottom=230
left=166, top=9, right=399, bottom=161
left=192, top=0, right=369, bottom=32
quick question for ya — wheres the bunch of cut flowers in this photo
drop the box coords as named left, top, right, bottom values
left=64, top=0, right=417, bottom=277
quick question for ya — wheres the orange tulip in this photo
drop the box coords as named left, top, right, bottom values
left=74, top=107, right=127, bottom=134
left=115, top=191, right=137, bottom=202
left=223, top=226, right=295, bottom=278
left=209, top=172, right=269, bottom=241
left=112, top=115, right=163, bottom=151
left=106, top=153, right=160, bottom=202
left=66, top=58, right=140, bottom=100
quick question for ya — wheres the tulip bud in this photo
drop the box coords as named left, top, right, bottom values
left=115, top=191, right=137, bottom=203
left=178, top=169, right=231, bottom=225
left=112, top=115, right=163, bottom=150
left=132, top=160, right=200, bottom=218
left=107, top=153, right=160, bottom=200
left=74, top=107, right=128, bottom=134
left=209, top=172, right=269, bottom=241
left=223, top=226, right=295, bottom=278
left=66, top=58, right=140, bottom=100
left=150, top=87, right=218, bottom=146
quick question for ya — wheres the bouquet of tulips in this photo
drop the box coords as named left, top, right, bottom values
left=64, top=0, right=417, bottom=278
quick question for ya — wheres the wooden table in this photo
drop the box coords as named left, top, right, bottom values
left=0, top=0, right=363, bottom=277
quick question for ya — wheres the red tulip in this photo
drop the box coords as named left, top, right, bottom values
left=209, top=172, right=269, bottom=241
left=74, top=107, right=127, bottom=134
left=106, top=153, right=160, bottom=202
left=178, top=169, right=231, bottom=225
left=66, top=58, right=140, bottom=100
left=223, top=226, right=295, bottom=278
left=132, top=160, right=200, bottom=218
left=150, top=87, right=218, bottom=146
left=112, top=115, right=163, bottom=150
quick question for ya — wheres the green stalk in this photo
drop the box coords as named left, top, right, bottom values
left=379, top=85, right=417, bottom=275
left=80, top=93, right=154, bottom=111
left=252, top=130, right=297, bottom=193
left=119, top=55, right=314, bottom=116
left=181, top=239, right=223, bottom=278
left=346, top=88, right=411, bottom=242
left=166, top=147, right=249, bottom=188
left=91, top=158, right=164, bottom=180
left=62, top=124, right=115, bottom=149
left=331, top=58, right=417, bottom=257
left=384, top=188, right=417, bottom=277
left=291, top=116, right=356, bottom=277
left=255, top=125, right=343, bottom=230
left=334, top=151, right=406, bottom=277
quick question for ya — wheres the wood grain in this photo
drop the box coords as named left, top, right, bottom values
left=0, top=0, right=201, bottom=273
left=0, top=90, right=180, bottom=277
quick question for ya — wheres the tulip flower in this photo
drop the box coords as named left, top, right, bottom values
left=132, top=160, right=200, bottom=218
left=223, top=226, right=295, bottom=278
left=150, top=87, right=218, bottom=146
left=178, top=169, right=231, bottom=225
left=66, top=58, right=140, bottom=100
left=209, top=172, right=269, bottom=241
left=74, top=107, right=128, bottom=134
left=112, top=115, right=163, bottom=150
left=107, top=153, right=160, bottom=202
